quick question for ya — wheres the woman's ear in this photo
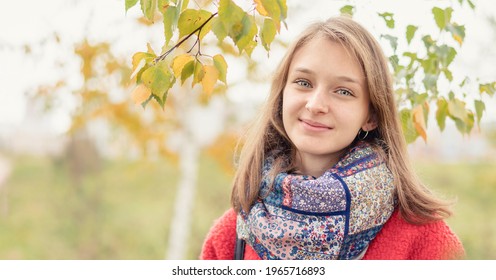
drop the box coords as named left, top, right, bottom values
left=362, top=113, right=378, bottom=131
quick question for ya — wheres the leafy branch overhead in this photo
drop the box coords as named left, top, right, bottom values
left=126, top=0, right=287, bottom=107
left=366, top=0, right=491, bottom=143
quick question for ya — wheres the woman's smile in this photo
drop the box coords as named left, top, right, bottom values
left=299, top=118, right=332, bottom=132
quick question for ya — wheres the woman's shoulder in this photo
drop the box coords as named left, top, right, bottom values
left=200, top=209, right=237, bottom=260
left=365, top=209, right=465, bottom=259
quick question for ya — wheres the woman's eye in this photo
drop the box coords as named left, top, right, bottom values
left=337, top=88, right=353, bottom=96
left=295, top=79, right=311, bottom=88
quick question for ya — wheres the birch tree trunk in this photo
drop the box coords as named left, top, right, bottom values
left=166, top=138, right=199, bottom=259
left=0, top=155, right=11, bottom=217
left=164, top=85, right=227, bottom=259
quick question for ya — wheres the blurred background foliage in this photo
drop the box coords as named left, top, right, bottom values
left=0, top=0, right=495, bottom=260
left=1, top=152, right=495, bottom=259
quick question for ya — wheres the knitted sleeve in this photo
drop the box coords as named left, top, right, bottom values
left=412, top=220, right=465, bottom=260
left=200, top=209, right=237, bottom=260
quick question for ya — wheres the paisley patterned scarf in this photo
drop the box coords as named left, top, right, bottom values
left=236, top=141, right=396, bottom=260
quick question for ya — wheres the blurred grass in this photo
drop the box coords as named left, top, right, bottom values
left=415, top=160, right=496, bottom=259
left=0, top=154, right=494, bottom=259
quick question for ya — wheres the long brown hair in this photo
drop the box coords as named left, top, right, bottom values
left=231, top=16, right=452, bottom=224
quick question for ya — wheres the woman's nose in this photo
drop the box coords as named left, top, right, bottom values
left=305, top=88, right=329, bottom=114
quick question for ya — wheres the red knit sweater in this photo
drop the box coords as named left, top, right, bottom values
left=201, top=208, right=464, bottom=260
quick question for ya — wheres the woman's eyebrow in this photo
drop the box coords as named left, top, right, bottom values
left=293, top=67, right=314, bottom=75
left=335, top=75, right=362, bottom=86
left=293, top=67, right=362, bottom=85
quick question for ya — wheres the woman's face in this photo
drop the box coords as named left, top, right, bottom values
left=282, top=36, right=376, bottom=176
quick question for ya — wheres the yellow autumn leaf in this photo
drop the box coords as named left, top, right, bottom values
left=412, top=105, right=427, bottom=141
left=201, top=65, right=219, bottom=95
left=453, top=34, right=463, bottom=45
left=172, top=54, right=194, bottom=78
left=131, top=84, right=152, bottom=105
left=254, top=0, right=269, bottom=16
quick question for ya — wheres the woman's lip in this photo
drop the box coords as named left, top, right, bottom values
left=300, top=119, right=332, bottom=130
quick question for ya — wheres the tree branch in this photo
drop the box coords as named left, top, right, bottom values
left=154, top=12, right=218, bottom=63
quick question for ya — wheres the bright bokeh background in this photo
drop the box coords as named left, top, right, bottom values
left=0, top=0, right=495, bottom=259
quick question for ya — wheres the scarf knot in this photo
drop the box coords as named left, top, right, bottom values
left=237, top=141, right=396, bottom=259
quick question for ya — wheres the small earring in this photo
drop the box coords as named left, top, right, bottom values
left=358, top=129, right=369, bottom=140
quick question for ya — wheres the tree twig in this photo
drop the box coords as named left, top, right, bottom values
left=154, top=12, right=218, bottom=63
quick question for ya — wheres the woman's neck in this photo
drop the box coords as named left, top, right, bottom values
left=295, top=153, right=341, bottom=177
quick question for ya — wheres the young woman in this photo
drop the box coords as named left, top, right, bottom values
left=201, top=16, right=464, bottom=260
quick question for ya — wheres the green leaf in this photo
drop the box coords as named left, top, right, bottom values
left=157, top=0, right=176, bottom=14
left=442, top=45, right=457, bottom=67
left=219, top=0, right=258, bottom=56
left=243, top=40, right=257, bottom=57
left=381, top=35, right=398, bottom=52
left=413, top=92, right=429, bottom=106
left=468, top=0, right=475, bottom=9
left=234, top=14, right=258, bottom=55
left=211, top=17, right=228, bottom=42
left=340, top=5, right=354, bottom=16
left=140, top=0, right=157, bottom=22
left=420, top=52, right=440, bottom=75
left=459, top=77, right=468, bottom=87
left=131, top=51, right=156, bottom=81
left=474, top=100, right=485, bottom=125
left=141, top=61, right=173, bottom=96
left=193, top=61, right=205, bottom=86
left=162, top=5, right=179, bottom=45
left=217, top=0, right=252, bottom=52
left=479, top=82, right=496, bottom=97
left=158, top=0, right=169, bottom=13
left=256, top=0, right=287, bottom=31
left=178, top=9, right=213, bottom=40
left=213, top=54, right=228, bottom=83
left=453, top=110, right=474, bottom=134
left=403, top=52, right=418, bottom=67
left=448, top=98, right=468, bottom=122
left=180, top=60, right=195, bottom=84
left=435, top=45, right=457, bottom=75
left=378, top=12, right=395, bottom=28
left=260, top=18, right=277, bottom=51
left=126, top=0, right=139, bottom=12
left=218, top=0, right=245, bottom=32
left=151, top=93, right=166, bottom=108
left=423, top=74, right=438, bottom=93
left=422, top=35, right=435, bottom=49
left=179, top=0, right=190, bottom=12
left=406, top=25, right=418, bottom=45
left=436, top=98, right=448, bottom=131
left=400, top=109, right=419, bottom=143
left=277, top=0, right=287, bottom=20
left=432, top=7, right=452, bottom=30
left=389, top=54, right=400, bottom=72
left=442, top=69, right=453, bottom=81
left=446, top=23, right=466, bottom=45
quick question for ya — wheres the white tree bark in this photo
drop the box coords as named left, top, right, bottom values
left=164, top=88, right=227, bottom=259
left=166, top=138, right=200, bottom=259
left=0, top=155, right=12, bottom=217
